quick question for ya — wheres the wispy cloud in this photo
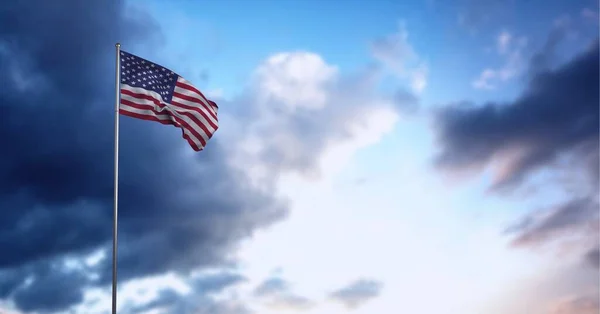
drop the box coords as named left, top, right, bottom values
left=370, top=21, right=428, bottom=93
left=472, top=30, right=527, bottom=90
left=497, top=30, right=512, bottom=54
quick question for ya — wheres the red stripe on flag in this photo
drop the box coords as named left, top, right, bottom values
left=119, top=109, right=203, bottom=151
left=120, top=99, right=209, bottom=148
left=175, top=82, right=218, bottom=120
left=120, top=88, right=216, bottom=135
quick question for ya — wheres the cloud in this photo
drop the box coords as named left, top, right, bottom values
left=123, top=272, right=249, bottom=314
left=329, top=279, right=383, bottom=309
left=508, top=197, right=599, bottom=248
left=254, top=52, right=337, bottom=111
left=190, top=272, right=247, bottom=295
left=7, top=262, right=89, bottom=313
left=584, top=247, right=600, bottom=269
left=435, top=38, right=599, bottom=191
left=472, top=30, right=527, bottom=90
left=252, top=276, right=314, bottom=311
left=214, top=23, right=422, bottom=190
left=370, top=21, right=428, bottom=93
left=220, top=50, right=406, bottom=187
left=548, top=294, right=600, bottom=314
left=253, top=277, right=289, bottom=297
left=0, top=0, right=286, bottom=312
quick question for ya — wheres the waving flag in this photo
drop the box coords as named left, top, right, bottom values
left=118, top=50, right=218, bottom=151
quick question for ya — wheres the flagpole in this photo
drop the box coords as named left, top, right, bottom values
left=112, top=42, right=121, bottom=314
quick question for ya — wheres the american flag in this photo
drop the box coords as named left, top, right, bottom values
left=118, top=50, right=218, bottom=151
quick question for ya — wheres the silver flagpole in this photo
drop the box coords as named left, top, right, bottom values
left=112, top=42, right=121, bottom=314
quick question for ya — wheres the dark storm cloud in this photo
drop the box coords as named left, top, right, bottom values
left=11, top=262, right=90, bottom=313
left=0, top=0, right=286, bottom=312
left=434, top=39, right=599, bottom=190
left=329, top=279, right=383, bottom=309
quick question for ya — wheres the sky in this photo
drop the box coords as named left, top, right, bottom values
left=0, top=0, right=598, bottom=313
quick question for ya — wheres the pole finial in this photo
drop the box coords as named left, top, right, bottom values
left=116, top=43, right=121, bottom=48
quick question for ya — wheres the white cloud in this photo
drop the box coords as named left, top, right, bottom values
left=255, top=52, right=338, bottom=111
left=370, top=22, right=428, bottom=93
left=220, top=50, right=402, bottom=189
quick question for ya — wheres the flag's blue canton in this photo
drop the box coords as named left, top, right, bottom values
left=120, top=51, right=179, bottom=103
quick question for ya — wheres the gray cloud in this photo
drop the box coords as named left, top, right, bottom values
left=330, top=279, right=383, bottom=309
left=509, top=197, right=599, bottom=248
left=10, top=262, right=89, bottom=313
left=0, top=0, right=286, bottom=312
left=253, top=277, right=289, bottom=297
left=584, top=247, right=600, bottom=269
left=252, top=276, right=314, bottom=311
left=433, top=39, right=598, bottom=190
left=191, top=272, right=247, bottom=295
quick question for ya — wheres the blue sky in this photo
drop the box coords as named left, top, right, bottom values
left=0, top=0, right=598, bottom=313
left=135, top=0, right=596, bottom=105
